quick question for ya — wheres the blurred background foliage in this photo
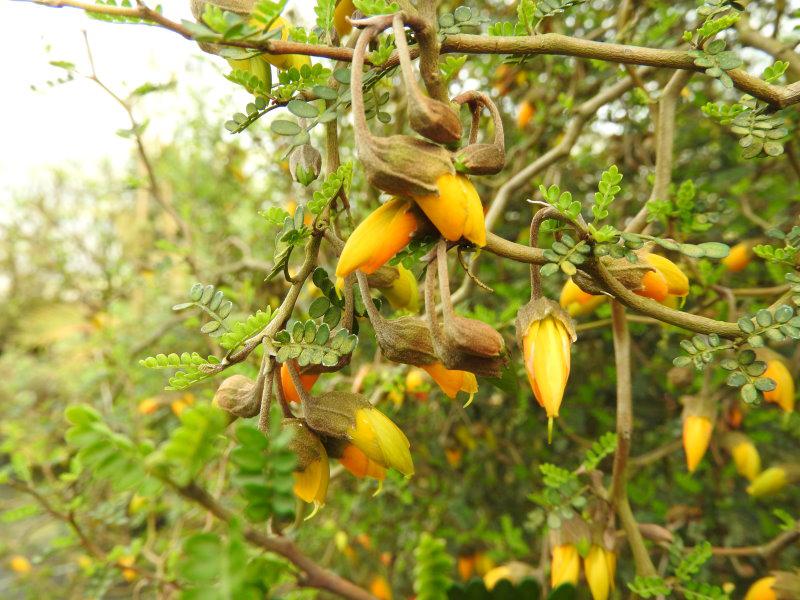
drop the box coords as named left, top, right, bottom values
left=1, top=0, right=799, bottom=598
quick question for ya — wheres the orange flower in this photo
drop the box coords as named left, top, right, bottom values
left=338, top=443, right=386, bottom=481
left=762, top=359, right=795, bottom=412
left=369, top=575, right=392, bottom=600
left=722, top=241, right=753, bottom=272
left=683, top=415, right=713, bottom=473
left=637, top=254, right=689, bottom=303
left=9, top=555, right=32, bottom=575
left=584, top=546, right=616, bottom=600
left=421, top=362, right=478, bottom=403
left=412, top=173, right=486, bottom=247
left=458, top=554, right=476, bottom=580
left=280, top=362, right=320, bottom=404
left=744, top=577, right=777, bottom=600
left=517, top=100, right=535, bottom=129
left=336, top=197, right=421, bottom=278
left=559, top=278, right=606, bottom=317
left=137, top=398, right=159, bottom=415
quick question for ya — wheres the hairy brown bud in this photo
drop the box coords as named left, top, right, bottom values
left=289, top=144, right=322, bottom=186
left=393, top=15, right=462, bottom=145
left=351, top=17, right=454, bottom=197
left=573, top=255, right=654, bottom=296
left=452, top=91, right=506, bottom=175
left=213, top=374, right=258, bottom=418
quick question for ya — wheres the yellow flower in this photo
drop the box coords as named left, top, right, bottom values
left=293, top=454, right=329, bottom=507
left=380, top=264, right=420, bottom=312
left=336, top=197, right=420, bottom=278
left=288, top=421, right=330, bottom=509
left=762, top=359, right=795, bottom=413
left=412, top=173, right=486, bottom=246
left=348, top=406, right=414, bottom=476
left=137, top=398, right=159, bottom=415
left=259, top=17, right=310, bottom=72
left=731, top=438, right=761, bottom=481
left=584, top=546, right=615, bottom=600
left=744, top=577, right=777, bottom=600
left=683, top=415, right=713, bottom=473
left=421, top=362, right=478, bottom=402
left=559, top=278, right=605, bottom=317
left=747, top=466, right=788, bottom=498
left=333, top=0, right=355, bottom=38
left=9, top=555, right=32, bottom=574
left=637, top=254, right=689, bottom=302
left=338, top=443, right=386, bottom=481
left=551, top=544, right=579, bottom=588
left=118, top=555, right=137, bottom=582
left=523, top=315, right=571, bottom=439
left=369, top=575, right=393, bottom=600
left=723, top=241, right=753, bottom=273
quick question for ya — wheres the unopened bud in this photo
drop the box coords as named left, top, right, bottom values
left=289, top=144, right=321, bottom=186
left=213, top=374, right=258, bottom=418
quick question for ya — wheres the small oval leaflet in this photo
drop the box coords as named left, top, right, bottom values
left=271, top=119, right=302, bottom=136
left=287, top=99, right=319, bottom=119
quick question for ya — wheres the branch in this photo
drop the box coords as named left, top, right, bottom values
left=23, top=0, right=800, bottom=107
left=609, top=300, right=657, bottom=578
left=175, top=482, right=376, bottom=600
left=711, top=523, right=800, bottom=558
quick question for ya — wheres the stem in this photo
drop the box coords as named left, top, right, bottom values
left=528, top=207, right=561, bottom=300
left=610, top=300, right=657, bottom=577
left=174, top=482, right=377, bottom=600
left=354, top=271, right=384, bottom=327
left=286, top=360, right=313, bottom=407
left=257, top=356, right=276, bottom=433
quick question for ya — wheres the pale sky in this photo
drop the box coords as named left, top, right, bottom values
left=1, top=1, right=314, bottom=203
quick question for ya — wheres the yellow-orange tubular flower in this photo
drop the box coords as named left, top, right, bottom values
left=747, top=466, right=789, bottom=498
left=336, top=197, right=421, bottom=278
left=287, top=421, right=330, bottom=511
left=523, top=315, right=572, bottom=439
left=731, top=438, right=762, bottom=481
left=551, top=544, right=579, bottom=588
left=762, top=359, right=795, bottom=413
left=559, top=278, right=606, bottom=317
left=338, top=443, right=386, bottom=481
left=280, top=362, right=319, bottom=404
left=412, top=173, right=486, bottom=247
left=584, top=546, right=615, bottom=600
left=421, top=362, right=478, bottom=402
left=723, top=241, right=753, bottom=273
left=637, top=254, right=689, bottom=303
left=744, top=577, right=777, bottom=600
left=348, top=406, right=414, bottom=477
left=333, top=0, right=355, bottom=38
left=683, top=415, right=713, bottom=473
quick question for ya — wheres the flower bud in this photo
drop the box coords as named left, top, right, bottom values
left=285, top=419, right=329, bottom=509
left=375, top=316, right=439, bottom=367
left=483, top=562, right=537, bottom=590
left=550, top=544, right=579, bottom=587
left=393, top=16, right=462, bottom=145
left=304, top=392, right=413, bottom=476
left=745, top=576, right=777, bottom=600
left=762, top=358, right=795, bottom=413
left=681, top=394, right=716, bottom=473
left=9, top=555, right=32, bottom=574
left=515, top=298, right=576, bottom=440
left=351, top=22, right=454, bottom=197
left=452, top=91, right=506, bottom=176
left=336, top=198, right=421, bottom=278
left=773, top=571, right=800, bottom=600
left=213, top=374, right=259, bottom=418
left=559, top=278, right=605, bottom=317
left=723, top=241, right=754, bottom=272
left=289, top=144, right=321, bottom=186
left=641, top=253, right=690, bottom=300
